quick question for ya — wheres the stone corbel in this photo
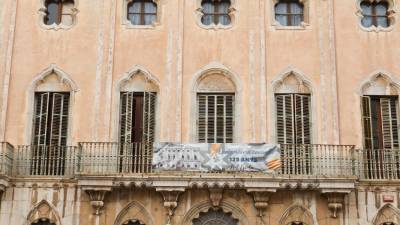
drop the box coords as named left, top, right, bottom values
left=209, top=189, right=223, bottom=208
left=323, top=192, right=347, bottom=218
left=157, top=188, right=185, bottom=225
left=85, top=189, right=111, bottom=215
left=247, top=188, right=275, bottom=217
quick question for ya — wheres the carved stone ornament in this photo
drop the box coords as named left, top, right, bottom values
left=247, top=189, right=274, bottom=217
left=85, top=190, right=110, bottom=215
left=209, top=189, right=224, bottom=208
left=157, top=188, right=184, bottom=225
left=323, top=192, right=346, bottom=218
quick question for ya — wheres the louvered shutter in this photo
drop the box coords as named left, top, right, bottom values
left=120, top=92, right=134, bottom=144
left=197, top=94, right=234, bottom=143
left=33, top=93, right=50, bottom=146
left=380, top=98, right=399, bottom=149
left=143, top=92, right=156, bottom=143
left=295, top=94, right=311, bottom=144
left=361, top=96, right=373, bottom=149
left=276, top=94, right=295, bottom=144
left=49, top=93, right=69, bottom=146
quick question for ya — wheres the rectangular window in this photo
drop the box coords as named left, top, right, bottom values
left=31, top=92, right=70, bottom=176
left=119, top=92, right=156, bottom=173
left=197, top=93, right=234, bottom=143
left=276, top=93, right=311, bottom=175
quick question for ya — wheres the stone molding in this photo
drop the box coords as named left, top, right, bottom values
left=156, top=187, right=185, bottom=225
left=358, top=70, right=400, bottom=96
left=278, top=204, right=316, bottom=225
left=372, top=203, right=400, bottom=225
left=195, top=0, right=237, bottom=30
left=322, top=192, right=347, bottom=218
left=37, top=0, right=79, bottom=30
left=121, top=0, right=162, bottom=29
left=356, top=0, right=397, bottom=32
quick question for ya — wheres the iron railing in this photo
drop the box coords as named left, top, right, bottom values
left=357, top=148, right=400, bottom=180
left=279, top=144, right=356, bottom=177
left=14, top=145, right=78, bottom=177
left=5, top=143, right=400, bottom=181
left=0, top=142, right=13, bottom=176
left=79, top=142, right=153, bottom=175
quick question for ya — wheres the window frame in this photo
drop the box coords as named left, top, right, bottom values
left=123, top=0, right=161, bottom=29
left=271, top=0, right=310, bottom=30
left=356, top=0, right=396, bottom=32
left=38, top=0, right=79, bottom=30
left=274, top=0, right=305, bottom=27
left=196, top=0, right=236, bottom=30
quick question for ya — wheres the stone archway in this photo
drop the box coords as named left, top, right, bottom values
left=373, top=204, right=400, bottom=225
left=26, top=200, right=62, bottom=225
left=181, top=200, right=249, bottom=225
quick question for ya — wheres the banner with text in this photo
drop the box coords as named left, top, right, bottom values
left=152, top=143, right=281, bottom=172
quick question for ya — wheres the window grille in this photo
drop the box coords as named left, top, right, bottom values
left=127, top=0, right=157, bottom=25
left=44, top=0, right=75, bottom=26
left=197, top=93, right=234, bottom=143
left=275, top=0, right=304, bottom=26
left=361, top=1, right=390, bottom=28
left=201, top=0, right=231, bottom=26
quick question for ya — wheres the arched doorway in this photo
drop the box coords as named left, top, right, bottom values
left=31, top=219, right=56, bottom=225
left=192, top=208, right=238, bottom=225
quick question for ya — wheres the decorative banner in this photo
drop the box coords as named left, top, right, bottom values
left=152, top=143, right=281, bottom=172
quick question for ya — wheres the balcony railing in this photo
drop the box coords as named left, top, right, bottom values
left=14, top=145, right=78, bottom=177
left=79, top=142, right=153, bottom=175
left=279, top=144, right=356, bottom=177
left=0, top=142, right=13, bottom=176
left=0, top=143, right=398, bottom=181
left=357, top=148, right=400, bottom=180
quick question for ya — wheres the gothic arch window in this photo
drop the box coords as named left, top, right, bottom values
left=359, top=73, right=400, bottom=179
left=39, top=0, right=78, bottom=30
left=356, top=0, right=396, bottom=32
left=196, top=73, right=236, bottom=143
left=192, top=208, right=238, bottom=225
left=373, top=204, right=400, bottom=225
left=196, top=0, right=236, bottom=29
left=31, top=219, right=56, bottom=225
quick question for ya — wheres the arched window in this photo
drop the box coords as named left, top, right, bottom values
left=291, top=222, right=305, bottom=225
left=381, top=223, right=396, bottom=225
left=360, top=0, right=390, bottom=28
left=192, top=208, right=238, bottom=225
left=127, top=0, right=157, bottom=25
left=275, top=0, right=304, bottom=26
left=31, top=219, right=56, bottom=225
left=44, top=0, right=75, bottom=26
left=125, top=221, right=145, bottom=225
left=201, top=0, right=231, bottom=26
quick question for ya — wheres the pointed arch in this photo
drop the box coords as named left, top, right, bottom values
left=373, top=204, right=400, bottom=225
left=271, top=67, right=313, bottom=94
left=112, top=201, right=154, bottom=225
left=358, top=70, right=400, bottom=96
left=26, top=200, right=62, bottom=225
left=269, top=67, right=317, bottom=144
left=189, top=62, right=243, bottom=142
left=278, top=204, right=316, bottom=225
left=24, top=64, right=78, bottom=145
left=111, top=65, right=161, bottom=142
left=180, top=200, right=249, bottom=225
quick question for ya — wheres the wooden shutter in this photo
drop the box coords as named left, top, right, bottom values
left=295, top=94, right=311, bottom=144
left=380, top=98, right=399, bottom=149
left=120, top=92, right=134, bottom=144
left=33, top=93, right=50, bottom=146
left=49, top=93, right=69, bottom=146
left=143, top=92, right=156, bottom=143
left=276, top=94, right=295, bottom=144
left=197, top=94, right=234, bottom=143
left=362, top=96, right=373, bottom=149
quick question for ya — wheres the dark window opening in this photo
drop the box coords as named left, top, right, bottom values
left=361, top=1, right=390, bottom=28
left=127, top=0, right=157, bottom=25
left=275, top=0, right=304, bottom=26
left=201, top=0, right=231, bottom=26
left=44, top=0, right=75, bottom=25
left=31, top=219, right=56, bottom=225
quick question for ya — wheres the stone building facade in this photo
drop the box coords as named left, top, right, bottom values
left=0, top=0, right=400, bottom=225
